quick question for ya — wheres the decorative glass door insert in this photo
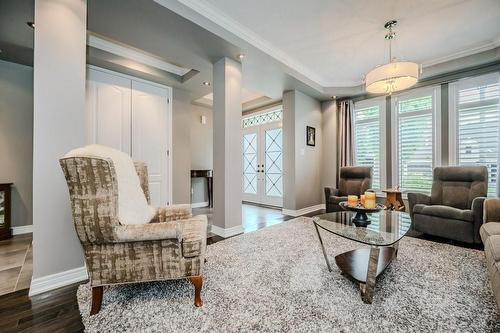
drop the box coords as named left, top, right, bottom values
left=242, top=109, right=283, bottom=207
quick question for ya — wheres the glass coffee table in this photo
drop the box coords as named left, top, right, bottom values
left=313, top=210, right=411, bottom=304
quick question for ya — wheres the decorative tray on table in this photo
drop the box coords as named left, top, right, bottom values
left=339, top=201, right=385, bottom=227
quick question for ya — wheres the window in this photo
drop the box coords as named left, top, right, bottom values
left=449, top=73, right=500, bottom=197
left=242, top=108, right=282, bottom=129
left=392, top=87, right=441, bottom=193
left=353, top=98, right=386, bottom=190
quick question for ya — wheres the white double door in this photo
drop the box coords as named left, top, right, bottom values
left=242, top=122, right=283, bottom=207
left=86, top=67, right=171, bottom=207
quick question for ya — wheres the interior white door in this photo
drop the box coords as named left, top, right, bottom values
left=131, top=80, right=170, bottom=207
left=261, top=122, right=283, bottom=207
left=86, top=68, right=131, bottom=153
left=242, top=122, right=283, bottom=207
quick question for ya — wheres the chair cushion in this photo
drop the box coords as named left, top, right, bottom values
left=65, top=144, right=155, bottom=225
left=480, top=223, right=500, bottom=243
left=413, top=204, right=473, bottom=222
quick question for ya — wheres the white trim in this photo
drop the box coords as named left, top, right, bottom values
left=282, top=204, right=325, bottom=217
left=87, top=33, right=190, bottom=76
left=29, top=266, right=88, bottom=296
left=422, top=39, right=500, bottom=68
left=11, top=225, right=33, bottom=235
left=191, top=201, right=209, bottom=208
left=209, top=224, right=244, bottom=238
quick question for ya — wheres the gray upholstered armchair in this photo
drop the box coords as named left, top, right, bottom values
left=60, top=155, right=207, bottom=315
left=408, top=166, right=488, bottom=244
left=325, top=166, right=372, bottom=213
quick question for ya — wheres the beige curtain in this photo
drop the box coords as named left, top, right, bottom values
left=337, top=100, right=354, bottom=182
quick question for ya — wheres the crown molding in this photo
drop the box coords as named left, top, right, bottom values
left=422, top=39, right=500, bottom=68
left=157, top=0, right=500, bottom=93
left=158, top=0, right=329, bottom=86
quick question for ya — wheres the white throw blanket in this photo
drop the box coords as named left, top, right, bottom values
left=65, top=144, right=156, bottom=225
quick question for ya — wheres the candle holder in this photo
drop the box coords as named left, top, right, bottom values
left=339, top=201, right=385, bottom=227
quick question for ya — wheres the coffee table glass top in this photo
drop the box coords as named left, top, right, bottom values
left=313, top=210, right=411, bottom=246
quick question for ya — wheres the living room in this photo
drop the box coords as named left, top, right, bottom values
left=1, top=0, right=500, bottom=331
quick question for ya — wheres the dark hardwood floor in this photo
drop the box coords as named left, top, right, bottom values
left=0, top=204, right=304, bottom=332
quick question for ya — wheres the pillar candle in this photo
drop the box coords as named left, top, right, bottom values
left=364, top=192, right=376, bottom=209
left=347, top=195, right=358, bottom=207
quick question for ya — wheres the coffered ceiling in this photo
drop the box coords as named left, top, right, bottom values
left=173, top=0, right=500, bottom=88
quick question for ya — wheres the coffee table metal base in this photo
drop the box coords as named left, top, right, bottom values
left=314, top=223, right=399, bottom=304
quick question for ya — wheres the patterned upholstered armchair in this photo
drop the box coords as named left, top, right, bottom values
left=60, top=156, right=207, bottom=315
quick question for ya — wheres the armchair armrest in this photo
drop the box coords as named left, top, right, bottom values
left=113, top=221, right=180, bottom=242
left=407, top=192, right=431, bottom=218
left=484, top=198, right=500, bottom=223
left=151, top=204, right=193, bottom=223
left=324, top=186, right=339, bottom=199
left=179, top=215, right=208, bottom=258
left=472, top=197, right=486, bottom=244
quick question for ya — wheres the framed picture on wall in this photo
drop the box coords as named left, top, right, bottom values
left=306, top=126, right=316, bottom=146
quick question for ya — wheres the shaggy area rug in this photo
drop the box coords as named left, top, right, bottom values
left=77, top=217, right=500, bottom=332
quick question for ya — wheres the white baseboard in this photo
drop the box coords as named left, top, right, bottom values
left=12, top=225, right=33, bottom=235
left=29, top=266, right=88, bottom=296
left=191, top=201, right=209, bottom=208
left=209, top=224, right=244, bottom=238
left=282, top=204, right=325, bottom=217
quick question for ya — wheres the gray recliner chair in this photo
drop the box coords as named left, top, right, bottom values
left=324, top=166, right=372, bottom=213
left=408, top=166, right=488, bottom=244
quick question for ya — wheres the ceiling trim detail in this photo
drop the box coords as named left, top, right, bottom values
left=422, top=38, right=500, bottom=68
left=87, top=33, right=191, bottom=76
left=167, top=0, right=330, bottom=87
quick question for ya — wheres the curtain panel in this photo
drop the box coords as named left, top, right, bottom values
left=337, top=100, right=354, bottom=183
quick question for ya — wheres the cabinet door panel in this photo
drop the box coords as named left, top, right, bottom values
left=86, top=69, right=131, bottom=154
left=131, top=80, right=170, bottom=207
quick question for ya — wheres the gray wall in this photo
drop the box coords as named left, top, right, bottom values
left=283, top=90, right=323, bottom=211
left=0, top=60, right=33, bottom=228
left=190, top=106, right=213, bottom=204
left=321, top=100, right=337, bottom=201
left=172, top=88, right=193, bottom=205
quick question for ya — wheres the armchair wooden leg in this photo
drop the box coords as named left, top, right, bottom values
left=190, top=276, right=203, bottom=307
left=90, top=286, right=103, bottom=316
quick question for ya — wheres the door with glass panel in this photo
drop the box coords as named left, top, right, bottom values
left=242, top=110, right=283, bottom=207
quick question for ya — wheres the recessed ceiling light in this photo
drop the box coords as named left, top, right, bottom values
left=237, top=54, right=245, bottom=59
left=202, top=81, right=211, bottom=86
left=27, top=21, right=35, bottom=29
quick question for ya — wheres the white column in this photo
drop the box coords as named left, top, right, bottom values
left=31, top=0, right=87, bottom=295
left=212, top=57, right=243, bottom=237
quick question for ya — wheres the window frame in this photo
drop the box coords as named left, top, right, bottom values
left=391, top=85, right=442, bottom=193
left=352, top=97, right=387, bottom=191
left=448, top=72, right=500, bottom=197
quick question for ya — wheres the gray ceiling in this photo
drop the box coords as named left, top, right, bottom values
left=0, top=0, right=34, bottom=66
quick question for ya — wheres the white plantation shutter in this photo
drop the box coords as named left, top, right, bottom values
left=450, top=73, right=500, bottom=197
left=393, top=88, right=440, bottom=193
left=353, top=98, right=385, bottom=190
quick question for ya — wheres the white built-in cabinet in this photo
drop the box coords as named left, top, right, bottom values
left=85, top=66, right=172, bottom=207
